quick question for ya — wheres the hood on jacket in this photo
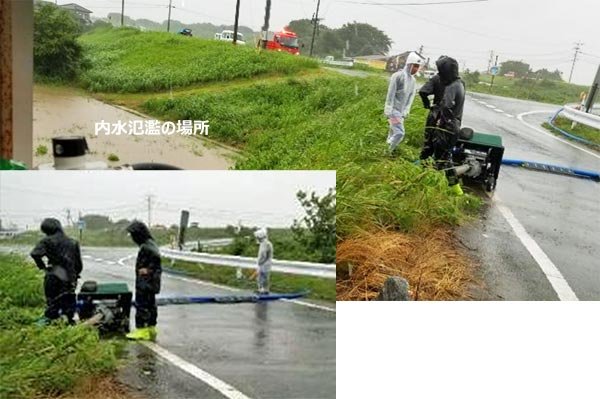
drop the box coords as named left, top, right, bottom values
left=437, top=56, right=460, bottom=85
left=40, top=218, right=63, bottom=236
left=126, top=221, right=153, bottom=246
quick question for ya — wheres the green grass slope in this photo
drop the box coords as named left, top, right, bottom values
left=78, top=27, right=318, bottom=93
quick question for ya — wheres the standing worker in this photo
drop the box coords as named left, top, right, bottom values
left=422, top=56, right=466, bottom=195
left=419, top=55, right=448, bottom=160
left=31, top=218, right=83, bottom=325
left=384, top=52, right=423, bottom=154
left=126, top=221, right=162, bottom=341
left=254, top=228, right=273, bottom=295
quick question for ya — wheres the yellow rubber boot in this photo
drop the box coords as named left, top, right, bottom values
left=450, top=183, right=464, bottom=196
left=148, top=326, right=158, bottom=341
left=126, top=327, right=151, bottom=341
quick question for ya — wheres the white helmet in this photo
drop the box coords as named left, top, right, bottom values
left=406, top=51, right=423, bottom=66
left=254, top=228, right=268, bottom=240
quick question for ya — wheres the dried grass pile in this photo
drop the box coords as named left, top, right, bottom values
left=336, top=229, right=479, bottom=301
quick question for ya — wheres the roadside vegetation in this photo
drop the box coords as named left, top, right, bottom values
left=464, top=72, right=588, bottom=105
left=544, top=115, right=600, bottom=147
left=0, top=254, right=120, bottom=399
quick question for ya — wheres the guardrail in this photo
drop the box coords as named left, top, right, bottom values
left=161, top=248, right=336, bottom=279
left=560, top=104, right=600, bottom=130
left=182, top=238, right=234, bottom=251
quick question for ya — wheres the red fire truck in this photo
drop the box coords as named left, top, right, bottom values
left=260, top=27, right=301, bottom=55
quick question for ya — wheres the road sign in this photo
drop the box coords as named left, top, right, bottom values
left=77, top=220, right=86, bottom=230
left=490, top=66, right=499, bottom=76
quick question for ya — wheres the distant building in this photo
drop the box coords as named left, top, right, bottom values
left=59, top=3, right=93, bottom=25
left=384, top=51, right=425, bottom=73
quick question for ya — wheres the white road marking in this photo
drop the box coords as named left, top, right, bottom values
left=479, top=101, right=488, bottom=105
left=495, top=196, right=578, bottom=301
left=82, top=255, right=92, bottom=259
left=505, top=113, right=514, bottom=118
left=118, top=254, right=136, bottom=266
left=486, top=104, right=496, bottom=109
left=517, top=110, right=600, bottom=160
left=494, top=108, right=505, bottom=113
left=142, top=342, right=253, bottom=399
left=281, top=299, right=336, bottom=313
left=94, top=258, right=104, bottom=262
left=106, top=261, right=116, bottom=265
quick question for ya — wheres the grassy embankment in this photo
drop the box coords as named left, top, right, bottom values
left=468, top=74, right=588, bottom=105
left=77, top=28, right=482, bottom=300
left=0, top=254, right=125, bottom=399
left=543, top=115, right=600, bottom=147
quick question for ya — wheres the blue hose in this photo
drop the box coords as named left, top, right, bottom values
left=548, top=108, right=600, bottom=147
left=501, top=158, right=600, bottom=182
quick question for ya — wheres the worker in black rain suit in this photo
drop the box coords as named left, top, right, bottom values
left=419, top=55, right=449, bottom=160
left=125, top=221, right=162, bottom=341
left=30, top=218, right=82, bottom=324
left=420, top=56, right=466, bottom=195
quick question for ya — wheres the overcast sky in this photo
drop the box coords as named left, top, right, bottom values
left=0, top=171, right=335, bottom=229
left=66, top=0, right=600, bottom=85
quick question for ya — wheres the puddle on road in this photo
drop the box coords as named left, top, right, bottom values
left=33, top=85, right=235, bottom=169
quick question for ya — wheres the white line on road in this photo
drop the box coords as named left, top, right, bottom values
left=505, top=113, right=514, bottom=118
left=486, top=104, right=496, bottom=109
left=495, top=197, right=578, bottom=301
left=494, top=108, right=505, bottom=113
left=517, top=110, right=600, bottom=160
left=142, top=342, right=253, bottom=399
left=118, top=254, right=135, bottom=266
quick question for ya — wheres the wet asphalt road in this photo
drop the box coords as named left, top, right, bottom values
left=1, top=246, right=335, bottom=398
left=459, top=92, right=600, bottom=300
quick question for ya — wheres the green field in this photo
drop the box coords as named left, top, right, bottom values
left=468, top=74, right=588, bottom=105
left=544, top=115, right=600, bottom=146
left=78, top=27, right=319, bottom=93
left=0, top=254, right=120, bottom=399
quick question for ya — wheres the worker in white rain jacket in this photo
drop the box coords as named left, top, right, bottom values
left=384, top=52, right=423, bottom=153
left=254, top=228, right=273, bottom=295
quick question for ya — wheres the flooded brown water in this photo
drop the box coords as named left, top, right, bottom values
left=33, top=85, right=235, bottom=169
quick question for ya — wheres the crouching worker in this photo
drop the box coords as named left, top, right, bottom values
left=31, top=218, right=82, bottom=325
left=126, top=221, right=162, bottom=341
left=254, top=228, right=273, bottom=295
left=384, top=52, right=423, bottom=154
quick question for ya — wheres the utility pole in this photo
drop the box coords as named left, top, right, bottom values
left=309, top=0, right=322, bottom=57
left=233, top=0, right=241, bottom=45
left=487, top=50, right=494, bottom=73
left=121, top=0, right=124, bottom=27
left=261, top=0, right=272, bottom=49
left=146, top=194, right=155, bottom=227
left=585, top=64, right=600, bottom=113
left=167, top=0, right=173, bottom=32
left=569, top=42, right=583, bottom=83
